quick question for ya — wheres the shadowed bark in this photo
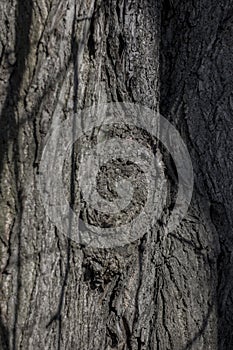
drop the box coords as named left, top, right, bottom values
left=0, top=0, right=231, bottom=349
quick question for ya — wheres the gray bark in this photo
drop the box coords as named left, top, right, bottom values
left=0, top=0, right=231, bottom=349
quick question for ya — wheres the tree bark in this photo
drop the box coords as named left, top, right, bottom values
left=0, top=0, right=231, bottom=349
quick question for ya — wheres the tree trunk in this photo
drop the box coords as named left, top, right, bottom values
left=0, top=0, right=231, bottom=349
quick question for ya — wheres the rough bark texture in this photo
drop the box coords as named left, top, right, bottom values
left=0, top=0, right=231, bottom=349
